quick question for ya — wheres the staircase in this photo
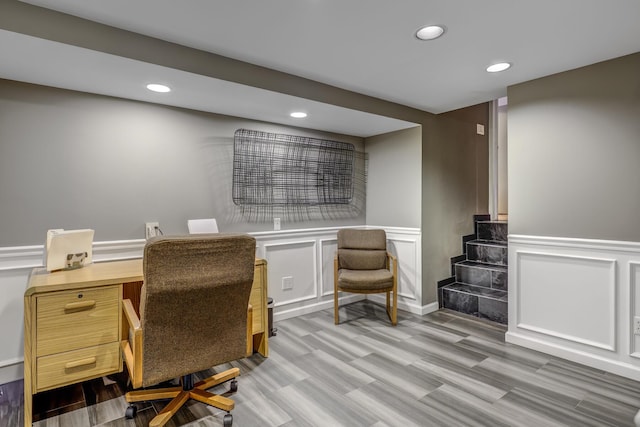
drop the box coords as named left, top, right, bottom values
left=438, top=215, right=508, bottom=324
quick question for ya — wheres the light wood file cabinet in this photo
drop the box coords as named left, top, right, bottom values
left=23, top=258, right=268, bottom=426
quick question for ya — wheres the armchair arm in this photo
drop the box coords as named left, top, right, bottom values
left=246, top=303, right=253, bottom=357
left=386, top=252, right=397, bottom=269
left=121, top=298, right=143, bottom=389
left=386, top=252, right=398, bottom=286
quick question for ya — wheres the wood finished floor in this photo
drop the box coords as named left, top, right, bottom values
left=3, top=301, right=640, bottom=426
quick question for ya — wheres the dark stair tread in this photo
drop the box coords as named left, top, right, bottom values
left=467, top=239, right=508, bottom=248
left=476, top=220, right=508, bottom=225
left=443, top=282, right=507, bottom=301
left=456, top=260, right=508, bottom=272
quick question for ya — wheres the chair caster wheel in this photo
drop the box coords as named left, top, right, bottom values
left=125, top=404, right=137, bottom=419
left=229, top=379, right=238, bottom=393
left=223, top=413, right=233, bottom=427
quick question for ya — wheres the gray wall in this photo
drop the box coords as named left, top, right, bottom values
left=508, top=52, right=640, bottom=241
left=0, top=80, right=365, bottom=246
left=1, top=1, right=489, bottom=307
left=365, top=126, right=422, bottom=228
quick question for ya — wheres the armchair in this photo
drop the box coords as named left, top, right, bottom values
left=334, top=229, right=398, bottom=325
left=121, top=234, right=256, bottom=427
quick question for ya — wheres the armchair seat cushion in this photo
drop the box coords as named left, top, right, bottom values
left=338, top=268, right=394, bottom=291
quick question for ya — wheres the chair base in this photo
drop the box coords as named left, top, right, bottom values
left=125, top=367, right=240, bottom=427
left=334, top=291, right=397, bottom=326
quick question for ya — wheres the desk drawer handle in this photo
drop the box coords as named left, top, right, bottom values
left=65, top=357, right=96, bottom=369
left=64, top=300, right=96, bottom=311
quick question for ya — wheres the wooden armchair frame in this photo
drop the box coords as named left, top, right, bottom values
left=334, top=251, right=398, bottom=325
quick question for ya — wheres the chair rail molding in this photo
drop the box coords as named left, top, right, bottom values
left=507, top=234, right=640, bottom=381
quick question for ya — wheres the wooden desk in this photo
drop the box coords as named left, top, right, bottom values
left=23, top=258, right=268, bottom=427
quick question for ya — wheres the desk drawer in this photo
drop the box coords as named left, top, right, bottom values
left=36, top=286, right=120, bottom=357
left=36, top=342, right=120, bottom=391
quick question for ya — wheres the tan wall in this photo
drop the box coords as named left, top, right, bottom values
left=508, top=52, right=640, bottom=241
left=365, top=126, right=422, bottom=228
left=497, top=104, right=508, bottom=216
left=422, top=103, right=490, bottom=303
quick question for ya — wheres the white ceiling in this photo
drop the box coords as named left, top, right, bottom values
left=4, top=0, right=640, bottom=136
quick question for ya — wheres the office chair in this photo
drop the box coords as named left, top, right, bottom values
left=121, top=234, right=256, bottom=427
left=334, top=229, right=398, bottom=325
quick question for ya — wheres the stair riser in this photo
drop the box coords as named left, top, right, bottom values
left=477, top=222, right=508, bottom=242
left=442, top=288, right=507, bottom=324
left=467, top=243, right=507, bottom=266
left=455, top=264, right=507, bottom=291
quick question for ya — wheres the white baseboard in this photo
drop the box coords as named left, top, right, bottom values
left=273, top=294, right=365, bottom=322
left=506, top=331, right=640, bottom=381
left=367, top=294, right=438, bottom=316
left=0, top=358, right=23, bottom=383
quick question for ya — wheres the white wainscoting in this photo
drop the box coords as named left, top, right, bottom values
left=507, top=234, right=640, bottom=380
left=252, top=225, right=423, bottom=321
left=0, top=226, right=421, bottom=383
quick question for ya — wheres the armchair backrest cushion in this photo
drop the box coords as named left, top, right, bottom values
left=337, top=229, right=387, bottom=271
left=140, top=234, right=255, bottom=387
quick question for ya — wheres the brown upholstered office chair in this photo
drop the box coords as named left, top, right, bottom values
left=121, top=234, right=256, bottom=427
left=334, top=229, right=398, bottom=325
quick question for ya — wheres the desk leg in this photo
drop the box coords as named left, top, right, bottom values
left=24, top=297, right=33, bottom=427
left=23, top=388, right=32, bottom=427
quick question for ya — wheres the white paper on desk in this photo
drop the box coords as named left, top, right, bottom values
left=45, top=229, right=94, bottom=272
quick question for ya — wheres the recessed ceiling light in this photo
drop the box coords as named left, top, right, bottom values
left=486, top=62, right=511, bottom=73
left=146, top=83, right=171, bottom=93
left=415, top=25, right=445, bottom=41
left=290, top=112, right=307, bottom=118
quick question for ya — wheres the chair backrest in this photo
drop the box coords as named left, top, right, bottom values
left=187, top=218, right=219, bottom=234
left=140, top=234, right=255, bottom=386
left=337, top=229, right=387, bottom=271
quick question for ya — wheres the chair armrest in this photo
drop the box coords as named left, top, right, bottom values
left=386, top=252, right=397, bottom=268
left=122, top=298, right=141, bottom=332
left=121, top=298, right=143, bottom=388
left=246, top=303, right=253, bottom=357
left=387, top=252, right=398, bottom=286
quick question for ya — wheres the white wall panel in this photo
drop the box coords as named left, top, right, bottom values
left=387, top=237, right=419, bottom=301
left=320, top=238, right=337, bottom=296
left=631, top=262, right=640, bottom=358
left=0, top=268, right=28, bottom=384
left=264, top=240, right=317, bottom=306
left=516, top=251, right=616, bottom=351
left=508, top=235, right=640, bottom=381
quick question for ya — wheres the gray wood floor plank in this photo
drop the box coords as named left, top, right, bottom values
left=8, top=301, right=640, bottom=427
left=349, top=353, right=443, bottom=400
left=412, top=358, right=509, bottom=403
left=494, top=387, right=617, bottom=427
left=290, top=349, right=376, bottom=395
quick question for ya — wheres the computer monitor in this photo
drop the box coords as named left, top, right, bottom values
left=187, top=218, right=218, bottom=234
